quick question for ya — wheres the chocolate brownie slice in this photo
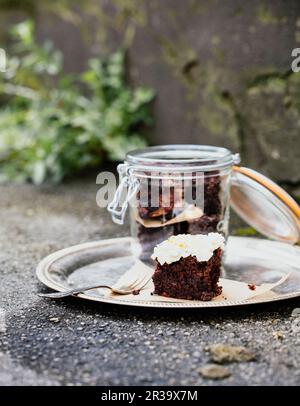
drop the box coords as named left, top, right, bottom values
left=151, top=233, right=224, bottom=301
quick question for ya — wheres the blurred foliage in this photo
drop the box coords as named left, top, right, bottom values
left=0, top=20, right=154, bottom=184
left=0, top=0, right=147, bottom=49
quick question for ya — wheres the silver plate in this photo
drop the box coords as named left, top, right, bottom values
left=36, top=236, right=300, bottom=308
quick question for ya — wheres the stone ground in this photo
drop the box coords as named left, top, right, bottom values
left=0, top=176, right=300, bottom=386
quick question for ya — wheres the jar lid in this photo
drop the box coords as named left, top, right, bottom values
left=126, top=145, right=240, bottom=172
left=231, top=166, right=300, bottom=244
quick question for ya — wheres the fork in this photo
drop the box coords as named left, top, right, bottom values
left=38, top=272, right=152, bottom=299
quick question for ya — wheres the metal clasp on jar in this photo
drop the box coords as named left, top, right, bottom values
left=107, top=164, right=139, bottom=225
left=233, top=153, right=241, bottom=165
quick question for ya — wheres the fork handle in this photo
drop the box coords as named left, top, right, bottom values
left=37, top=284, right=112, bottom=299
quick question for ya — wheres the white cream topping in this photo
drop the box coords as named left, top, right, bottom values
left=151, top=233, right=225, bottom=265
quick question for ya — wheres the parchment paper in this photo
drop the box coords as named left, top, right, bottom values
left=135, top=205, right=203, bottom=228
left=105, top=260, right=290, bottom=303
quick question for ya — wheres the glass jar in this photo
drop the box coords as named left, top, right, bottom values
left=108, top=145, right=240, bottom=263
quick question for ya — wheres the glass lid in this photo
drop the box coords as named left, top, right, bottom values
left=231, top=166, right=300, bottom=244
left=126, top=145, right=240, bottom=172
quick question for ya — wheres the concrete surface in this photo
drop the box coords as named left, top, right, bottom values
left=0, top=176, right=300, bottom=386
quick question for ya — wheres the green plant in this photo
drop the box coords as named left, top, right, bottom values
left=0, top=20, right=154, bottom=184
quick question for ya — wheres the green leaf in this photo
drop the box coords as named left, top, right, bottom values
left=11, top=20, right=34, bottom=46
left=0, top=19, right=155, bottom=184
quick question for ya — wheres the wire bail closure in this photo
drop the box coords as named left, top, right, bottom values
left=233, top=153, right=241, bottom=165
left=107, top=164, right=139, bottom=225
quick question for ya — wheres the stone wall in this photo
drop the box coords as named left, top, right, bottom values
left=1, top=0, right=300, bottom=199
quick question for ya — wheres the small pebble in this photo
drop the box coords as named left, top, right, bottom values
left=272, top=331, right=284, bottom=340
left=26, top=209, right=35, bottom=217
left=49, top=317, right=60, bottom=323
left=291, top=318, right=300, bottom=334
left=206, top=343, right=256, bottom=363
left=198, top=364, right=231, bottom=379
left=0, top=308, right=7, bottom=333
left=291, top=308, right=300, bottom=318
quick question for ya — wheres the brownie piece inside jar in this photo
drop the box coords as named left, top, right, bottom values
left=135, top=170, right=223, bottom=260
left=137, top=224, right=174, bottom=261
left=185, top=172, right=222, bottom=234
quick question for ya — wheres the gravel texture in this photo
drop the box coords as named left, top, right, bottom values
left=0, top=176, right=300, bottom=386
